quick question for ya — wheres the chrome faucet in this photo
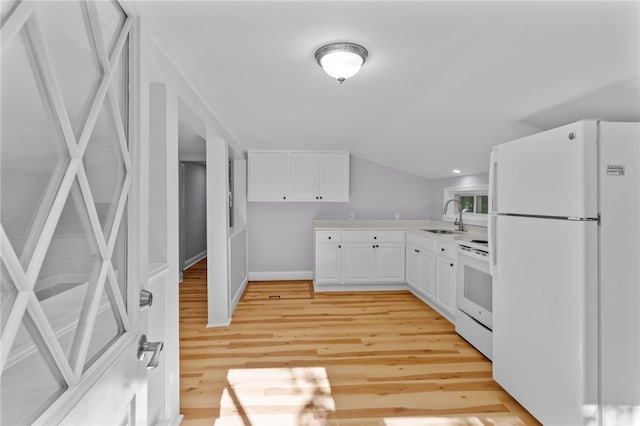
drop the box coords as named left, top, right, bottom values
left=443, top=199, right=465, bottom=232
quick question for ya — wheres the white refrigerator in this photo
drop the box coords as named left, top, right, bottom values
left=489, top=120, right=640, bottom=425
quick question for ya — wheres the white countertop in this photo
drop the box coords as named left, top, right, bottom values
left=312, top=219, right=488, bottom=246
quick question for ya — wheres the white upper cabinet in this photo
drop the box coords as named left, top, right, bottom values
left=247, top=151, right=290, bottom=201
left=289, top=153, right=317, bottom=201
left=249, top=151, right=349, bottom=202
left=316, top=153, right=349, bottom=201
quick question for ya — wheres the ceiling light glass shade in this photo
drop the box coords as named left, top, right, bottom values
left=315, top=42, right=368, bottom=83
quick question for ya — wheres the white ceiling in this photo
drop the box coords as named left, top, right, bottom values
left=139, top=0, right=640, bottom=179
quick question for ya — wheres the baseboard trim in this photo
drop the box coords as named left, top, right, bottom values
left=313, top=282, right=409, bottom=292
left=248, top=271, right=313, bottom=281
left=207, top=319, right=231, bottom=328
left=184, top=250, right=207, bottom=270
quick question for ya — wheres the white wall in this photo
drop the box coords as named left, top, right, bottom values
left=182, top=162, right=207, bottom=267
left=426, top=173, right=489, bottom=220
left=247, top=156, right=432, bottom=276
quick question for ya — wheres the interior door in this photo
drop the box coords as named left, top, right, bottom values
left=1, top=2, right=150, bottom=424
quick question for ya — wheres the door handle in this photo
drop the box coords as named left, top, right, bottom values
left=137, top=335, right=164, bottom=370
left=139, top=289, right=153, bottom=309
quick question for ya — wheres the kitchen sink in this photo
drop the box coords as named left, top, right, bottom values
left=423, top=229, right=457, bottom=234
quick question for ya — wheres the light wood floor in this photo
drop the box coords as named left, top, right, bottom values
left=179, top=259, right=540, bottom=426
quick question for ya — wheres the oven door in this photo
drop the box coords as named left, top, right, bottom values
left=457, top=250, right=493, bottom=329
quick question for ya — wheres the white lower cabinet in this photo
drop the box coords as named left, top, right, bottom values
left=375, top=243, right=405, bottom=282
left=435, top=255, right=456, bottom=315
left=315, top=231, right=342, bottom=283
left=314, top=229, right=455, bottom=321
left=406, top=234, right=456, bottom=319
left=315, top=244, right=342, bottom=283
left=406, top=243, right=435, bottom=299
left=342, top=244, right=375, bottom=282
left=315, top=230, right=405, bottom=285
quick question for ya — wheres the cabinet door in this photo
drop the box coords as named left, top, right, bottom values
left=375, top=244, right=405, bottom=282
left=436, top=256, right=456, bottom=314
left=317, top=153, right=349, bottom=202
left=290, top=153, right=318, bottom=201
left=342, top=244, right=375, bottom=283
left=315, top=244, right=342, bottom=284
left=406, top=246, right=421, bottom=289
left=248, top=152, right=290, bottom=201
left=420, top=250, right=436, bottom=299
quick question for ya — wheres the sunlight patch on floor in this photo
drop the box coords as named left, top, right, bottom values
left=214, top=367, right=335, bottom=426
left=383, top=416, right=528, bottom=425
left=383, top=417, right=483, bottom=425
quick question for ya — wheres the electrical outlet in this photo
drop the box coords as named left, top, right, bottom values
left=348, top=212, right=355, bottom=220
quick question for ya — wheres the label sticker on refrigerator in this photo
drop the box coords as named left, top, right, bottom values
left=607, top=165, right=625, bottom=176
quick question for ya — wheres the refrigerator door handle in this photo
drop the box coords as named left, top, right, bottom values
left=489, top=214, right=497, bottom=277
left=489, top=150, right=497, bottom=214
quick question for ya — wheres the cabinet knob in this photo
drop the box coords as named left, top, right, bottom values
left=376, top=244, right=379, bottom=248
left=328, top=236, right=331, bottom=240
left=338, top=245, right=341, bottom=248
left=450, top=263, right=454, bottom=267
left=414, top=249, right=420, bottom=253
left=283, top=196, right=286, bottom=200
left=441, top=248, right=445, bottom=252
left=320, top=196, right=323, bottom=199
left=374, top=236, right=377, bottom=239
left=315, top=196, right=319, bottom=199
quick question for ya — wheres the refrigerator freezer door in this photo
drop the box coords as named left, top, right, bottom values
left=494, top=120, right=598, bottom=218
left=493, top=215, right=598, bottom=425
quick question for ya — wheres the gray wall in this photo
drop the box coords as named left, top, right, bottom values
left=247, top=156, right=432, bottom=273
left=427, top=173, right=489, bottom=220
left=182, top=162, right=207, bottom=265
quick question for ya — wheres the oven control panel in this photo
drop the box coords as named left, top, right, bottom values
left=458, top=243, right=489, bottom=260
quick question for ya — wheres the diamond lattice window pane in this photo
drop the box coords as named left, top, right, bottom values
left=37, top=1, right=102, bottom=139
left=84, top=274, right=124, bottom=371
left=35, top=180, right=103, bottom=363
left=95, top=0, right=126, bottom=57
left=83, top=100, right=127, bottom=242
left=1, top=313, right=68, bottom=425
left=112, top=207, right=128, bottom=312
left=1, top=27, right=70, bottom=270
left=112, top=34, right=129, bottom=140
left=1, top=262, right=18, bottom=335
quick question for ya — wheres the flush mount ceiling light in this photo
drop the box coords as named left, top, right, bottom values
left=314, top=42, right=368, bottom=84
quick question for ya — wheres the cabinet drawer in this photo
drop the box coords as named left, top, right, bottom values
left=436, top=242, right=456, bottom=259
left=406, top=234, right=436, bottom=250
left=316, top=231, right=341, bottom=243
left=342, top=231, right=405, bottom=243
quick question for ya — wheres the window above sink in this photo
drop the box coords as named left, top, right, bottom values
left=443, top=184, right=489, bottom=227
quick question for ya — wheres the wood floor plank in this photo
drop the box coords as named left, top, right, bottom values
left=179, top=258, right=540, bottom=425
